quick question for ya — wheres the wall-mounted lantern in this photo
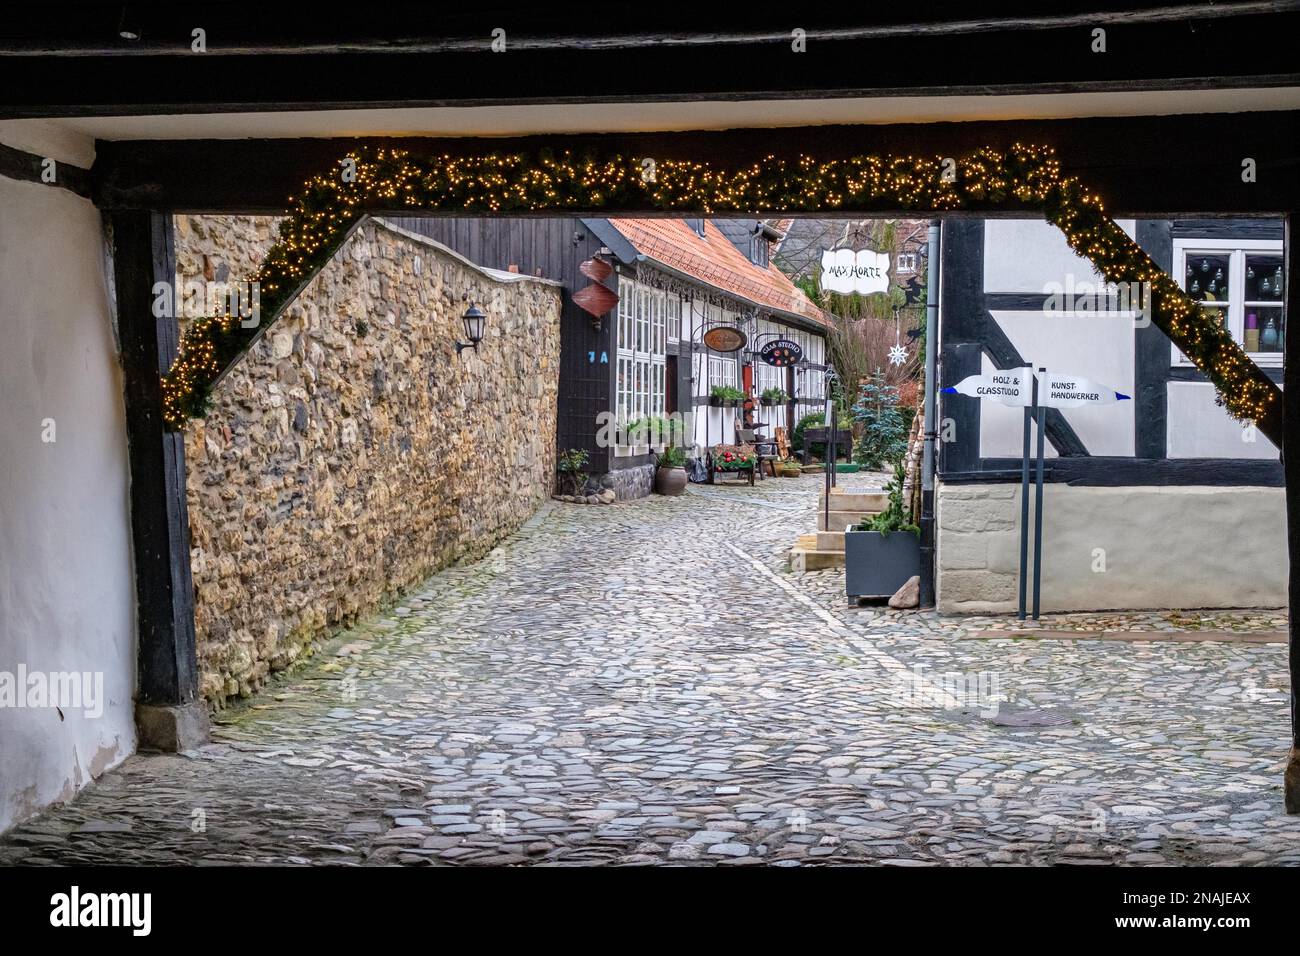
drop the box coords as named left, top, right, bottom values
left=456, top=303, right=487, bottom=355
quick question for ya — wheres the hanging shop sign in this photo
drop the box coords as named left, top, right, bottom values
left=759, top=338, right=804, bottom=367
left=702, top=326, right=747, bottom=353
left=819, top=248, right=890, bottom=295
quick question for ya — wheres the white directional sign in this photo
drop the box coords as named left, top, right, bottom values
left=942, top=367, right=1032, bottom=406
left=1037, top=372, right=1130, bottom=408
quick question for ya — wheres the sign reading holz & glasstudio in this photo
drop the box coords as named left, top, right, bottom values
left=942, top=368, right=1032, bottom=406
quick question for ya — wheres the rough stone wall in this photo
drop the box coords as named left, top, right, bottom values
left=936, top=482, right=1287, bottom=613
left=175, top=216, right=561, bottom=707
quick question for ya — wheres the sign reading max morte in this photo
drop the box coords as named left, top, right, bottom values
left=759, top=339, right=803, bottom=367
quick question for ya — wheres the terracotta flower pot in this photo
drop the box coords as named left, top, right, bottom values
left=655, top=465, right=688, bottom=496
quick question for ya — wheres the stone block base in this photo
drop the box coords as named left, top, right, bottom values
left=136, top=702, right=211, bottom=752
left=1287, top=747, right=1300, bottom=815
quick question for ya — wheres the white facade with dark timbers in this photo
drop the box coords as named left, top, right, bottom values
left=588, top=217, right=830, bottom=495
left=935, top=216, right=1286, bottom=614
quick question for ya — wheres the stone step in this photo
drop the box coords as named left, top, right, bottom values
left=821, top=490, right=887, bottom=512
left=816, top=530, right=846, bottom=551
left=817, top=510, right=874, bottom=532
left=789, top=547, right=846, bottom=571
left=795, top=533, right=819, bottom=551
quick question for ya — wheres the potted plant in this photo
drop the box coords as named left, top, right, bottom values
left=844, top=460, right=921, bottom=601
left=655, top=445, right=688, bottom=495
left=760, top=387, right=790, bottom=407
left=709, top=385, right=746, bottom=407
left=556, top=447, right=589, bottom=497
left=775, top=457, right=802, bottom=477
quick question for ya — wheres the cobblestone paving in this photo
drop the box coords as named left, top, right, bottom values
left=3, top=473, right=1297, bottom=866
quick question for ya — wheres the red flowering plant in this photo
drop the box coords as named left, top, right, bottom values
left=714, top=448, right=757, bottom=472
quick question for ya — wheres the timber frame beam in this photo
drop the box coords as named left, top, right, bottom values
left=109, top=209, right=210, bottom=751
left=4, top=4, right=1300, bottom=117
left=91, top=112, right=1300, bottom=216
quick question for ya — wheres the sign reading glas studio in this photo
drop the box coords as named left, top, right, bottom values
left=759, top=339, right=804, bottom=367
left=819, top=249, right=890, bottom=295
left=702, top=326, right=747, bottom=353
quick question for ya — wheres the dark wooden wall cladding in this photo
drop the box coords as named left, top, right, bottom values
left=4, top=3, right=1300, bottom=116
left=91, top=111, right=1300, bottom=216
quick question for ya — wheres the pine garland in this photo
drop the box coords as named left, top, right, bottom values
left=161, top=143, right=1281, bottom=442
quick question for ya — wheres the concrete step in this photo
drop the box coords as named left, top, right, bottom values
left=817, top=510, right=875, bottom=532
left=795, top=533, right=819, bottom=551
left=816, top=530, right=846, bottom=551
left=789, top=547, right=846, bottom=571
left=821, top=490, right=887, bottom=512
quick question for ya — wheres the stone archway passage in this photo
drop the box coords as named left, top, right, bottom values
left=160, top=143, right=1282, bottom=444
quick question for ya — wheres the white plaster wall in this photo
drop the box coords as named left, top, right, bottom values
left=936, top=482, right=1286, bottom=614
left=983, top=218, right=1136, bottom=293
left=0, top=147, right=137, bottom=832
left=1166, top=380, right=1281, bottom=459
left=978, top=311, right=1135, bottom=458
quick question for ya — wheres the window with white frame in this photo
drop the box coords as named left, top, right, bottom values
left=652, top=290, right=665, bottom=354
left=615, top=279, right=667, bottom=439
left=666, top=294, right=681, bottom=342
left=1173, top=237, right=1285, bottom=365
left=896, top=252, right=917, bottom=275
left=708, top=356, right=737, bottom=388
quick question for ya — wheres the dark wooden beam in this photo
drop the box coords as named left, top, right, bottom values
left=952, top=456, right=1284, bottom=485
left=7, top=3, right=1297, bottom=56
left=110, top=209, right=208, bottom=750
left=1285, top=209, right=1300, bottom=813
left=91, top=112, right=1300, bottom=217
left=0, top=140, right=92, bottom=198
left=4, top=5, right=1300, bottom=118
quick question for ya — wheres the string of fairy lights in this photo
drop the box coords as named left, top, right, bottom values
left=159, top=143, right=1281, bottom=432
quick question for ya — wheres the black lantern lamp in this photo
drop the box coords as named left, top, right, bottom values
left=456, top=303, right=487, bottom=355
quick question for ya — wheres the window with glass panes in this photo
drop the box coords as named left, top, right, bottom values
left=708, top=356, right=737, bottom=388
left=615, top=278, right=668, bottom=436
left=1173, top=238, right=1285, bottom=365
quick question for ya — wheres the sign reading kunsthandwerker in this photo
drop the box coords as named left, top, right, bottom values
left=1037, top=372, right=1130, bottom=408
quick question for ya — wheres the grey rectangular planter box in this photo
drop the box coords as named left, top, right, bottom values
left=844, top=529, right=922, bottom=600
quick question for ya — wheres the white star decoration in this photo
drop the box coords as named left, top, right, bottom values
left=888, top=344, right=909, bottom=366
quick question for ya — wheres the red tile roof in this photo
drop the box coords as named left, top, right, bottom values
left=606, top=218, right=829, bottom=328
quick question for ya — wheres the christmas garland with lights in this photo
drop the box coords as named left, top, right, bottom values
left=161, top=143, right=1282, bottom=442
